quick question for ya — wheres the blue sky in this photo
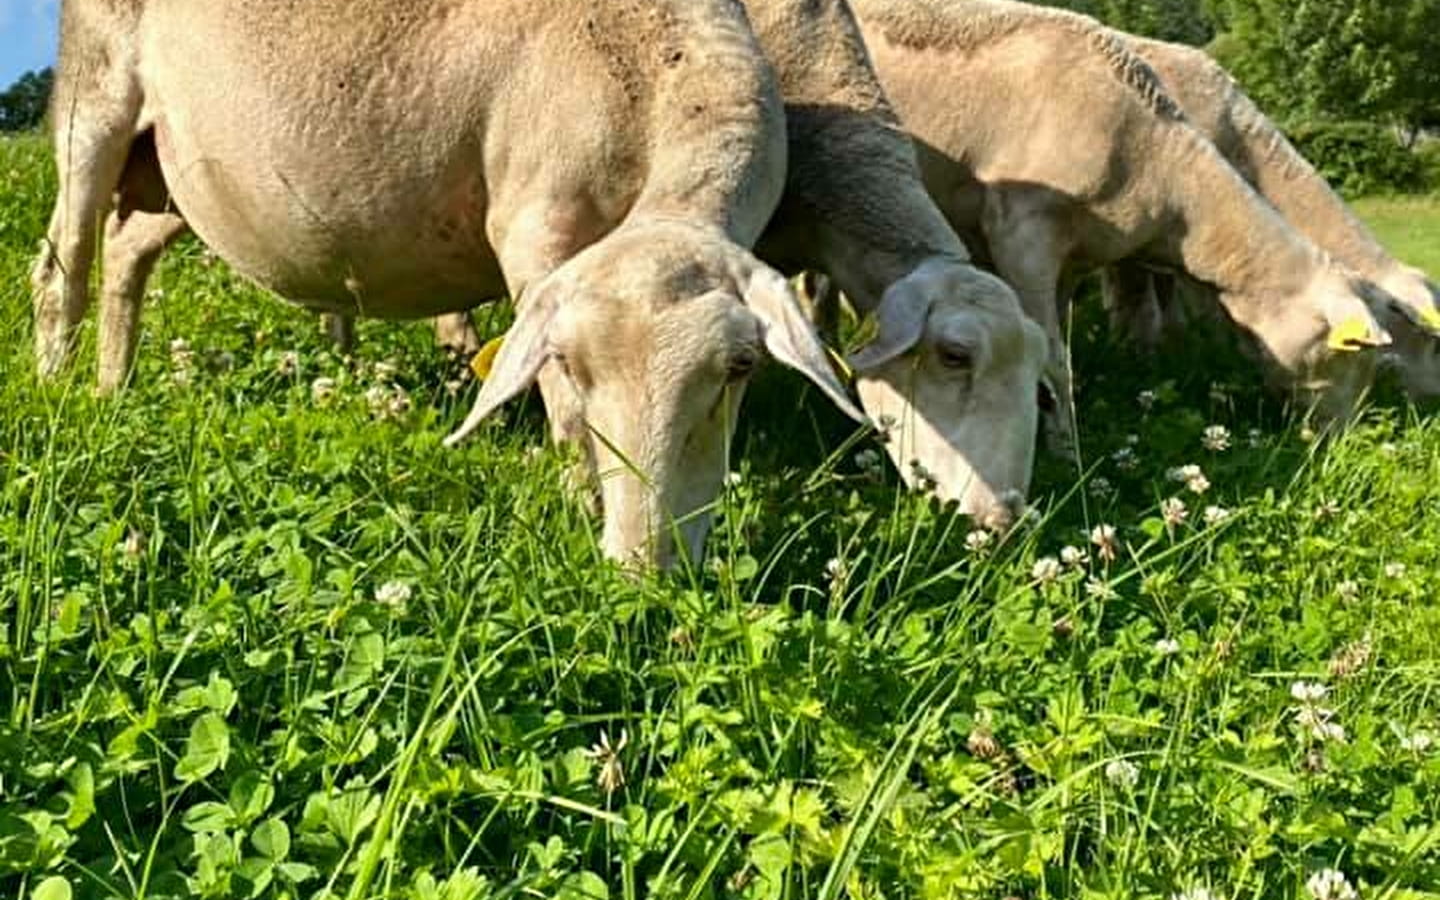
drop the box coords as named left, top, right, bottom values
left=0, top=0, right=59, bottom=88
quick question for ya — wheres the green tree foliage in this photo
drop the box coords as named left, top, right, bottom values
left=1209, top=0, right=1440, bottom=141
left=1037, top=0, right=1214, bottom=44
left=0, top=68, right=53, bottom=132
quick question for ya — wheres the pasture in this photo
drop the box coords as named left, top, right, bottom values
left=2, top=131, right=1439, bottom=899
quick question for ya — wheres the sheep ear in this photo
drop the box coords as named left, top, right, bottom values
left=444, top=286, right=558, bottom=447
left=848, top=276, right=932, bottom=372
left=742, top=268, right=867, bottom=425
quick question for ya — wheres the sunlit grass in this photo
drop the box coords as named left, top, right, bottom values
left=2, top=131, right=1439, bottom=900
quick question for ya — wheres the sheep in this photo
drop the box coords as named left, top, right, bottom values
left=1103, top=36, right=1440, bottom=397
left=29, top=0, right=864, bottom=568
left=329, top=0, right=1051, bottom=526
left=740, top=0, right=1046, bottom=524
left=848, top=0, right=1392, bottom=455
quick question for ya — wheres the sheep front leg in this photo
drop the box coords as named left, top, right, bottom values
left=984, top=204, right=1078, bottom=462
left=97, top=209, right=187, bottom=393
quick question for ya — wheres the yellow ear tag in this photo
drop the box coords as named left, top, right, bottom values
left=470, top=336, right=505, bottom=380
left=1420, top=305, right=1440, bottom=333
left=1326, top=316, right=1372, bottom=353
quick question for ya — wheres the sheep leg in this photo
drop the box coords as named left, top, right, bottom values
left=33, top=83, right=140, bottom=379
left=319, top=313, right=356, bottom=354
left=983, top=202, right=1079, bottom=461
left=97, top=209, right=187, bottom=392
left=1101, top=262, right=1165, bottom=351
left=492, top=203, right=597, bottom=511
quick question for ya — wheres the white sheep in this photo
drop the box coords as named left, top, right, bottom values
left=30, top=0, right=862, bottom=568
left=850, top=0, right=1392, bottom=456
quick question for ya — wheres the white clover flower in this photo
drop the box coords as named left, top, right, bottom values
left=1154, top=637, right=1181, bottom=656
left=1306, top=868, right=1358, bottom=900
left=853, top=448, right=883, bottom=475
left=1085, top=578, right=1117, bottom=600
left=1203, top=505, right=1231, bottom=526
left=1137, top=389, right=1157, bottom=411
left=1295, top=706, right=1345, bottom=743
left=1290, top=682, right=1329, bottom=704
left=444, top=378, right=465, bottom=397
left=1090, top=524, right=1118, bottom=563
left=1399, top=732, right=1434, bottom=754
left=583, top=729, right=628, bottom=796
left=723, top=471, right=744, bottom=488
left=1172, top=887, right=1223, bottom=900
left=1161, top=497, right=1188, bottom=527
left=375, top=580, right=412, bottom=608
left=372, top=360, right=399, bottom=383
left=824, top=557, right=847, bottom=586
left=1087, top=477, right=1115, bottom=500
left=387, top=388, right=412, bottom=417
left=1379, top=442, right=1398, bottom=456
left=1112, top=446, right=1139, bottom=471
left=1383, top=562, right=1407, bottom=579
left=1202, top=425, right=1232, bottom=452
left=1103, top=758, right=1140, bottom=789
left=1335, top=580, right=1360, bottom=601
left=965, top=529, right=994, bottom=554
left=365, top=383, right=391, bottom=414
left=1031, top=556, right=1062, bottom=584
left=311, top=376, right=338, bottom=405
left=277, top=350, right=300, bottom=376
left=1060, top=545, right=1089, bottom=568
left=1168, top=464, right=1210, bottom=495
left=121, top=529, right=147, bottom=560
left=908, top=459, right=937, bottom=492
left=169, top=338, right=196, bottom=380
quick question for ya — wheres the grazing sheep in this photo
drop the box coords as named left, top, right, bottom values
left=741, top=0, right=1045, bottom=525
left=849, top=0, right=1392, bottom=454
left=321, top=0, right=1050, bottom=527
left=1104, top=36, right=1440, bottom=397
left=30, top=0, right=863, bottom=568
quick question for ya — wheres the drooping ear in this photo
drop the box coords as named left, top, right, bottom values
left=444, top=284, right=560, bottom=447
left=741, top=267, right=868, bottom=425
left=848, top=274, right=933, bottom=372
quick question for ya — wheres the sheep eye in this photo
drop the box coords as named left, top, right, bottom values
left=936, top=343, right=974, bottom=370
left=727, top=347, right=760, bottom=382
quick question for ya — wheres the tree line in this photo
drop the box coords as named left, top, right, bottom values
left=0, top=68, right=53, bottom=132
left=1042, top=0, right=1440, bottom=145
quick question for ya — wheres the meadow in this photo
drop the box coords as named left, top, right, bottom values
left=2, top=131, right=1439, bottom=900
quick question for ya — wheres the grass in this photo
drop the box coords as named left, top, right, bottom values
left=2, top=130, right=1440, bottom=900
left=1349, top=196, right=1440, bottom=274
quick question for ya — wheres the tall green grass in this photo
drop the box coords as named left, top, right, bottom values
left=2, top=132, right=1439, bottom=900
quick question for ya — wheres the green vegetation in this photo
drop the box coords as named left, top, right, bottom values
left=4, top=132, right=1440, bottom=900
left=1351, top=195, right=1440, bottom=274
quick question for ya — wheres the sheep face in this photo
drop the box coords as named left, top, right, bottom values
left=1371, top=267, right=1440, bottom=400
left=1237, top=267, right=1390, bottom=427
left=445, top=222, right=863, bottom=569
left=851, top=261, right=1046, bottom=530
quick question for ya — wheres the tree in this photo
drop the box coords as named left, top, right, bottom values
left=1037, top=0, right=1215, bottom=44
left=0, top=67, right=54, bottom=132
left=1209, top=0, right=1440, bottom=139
